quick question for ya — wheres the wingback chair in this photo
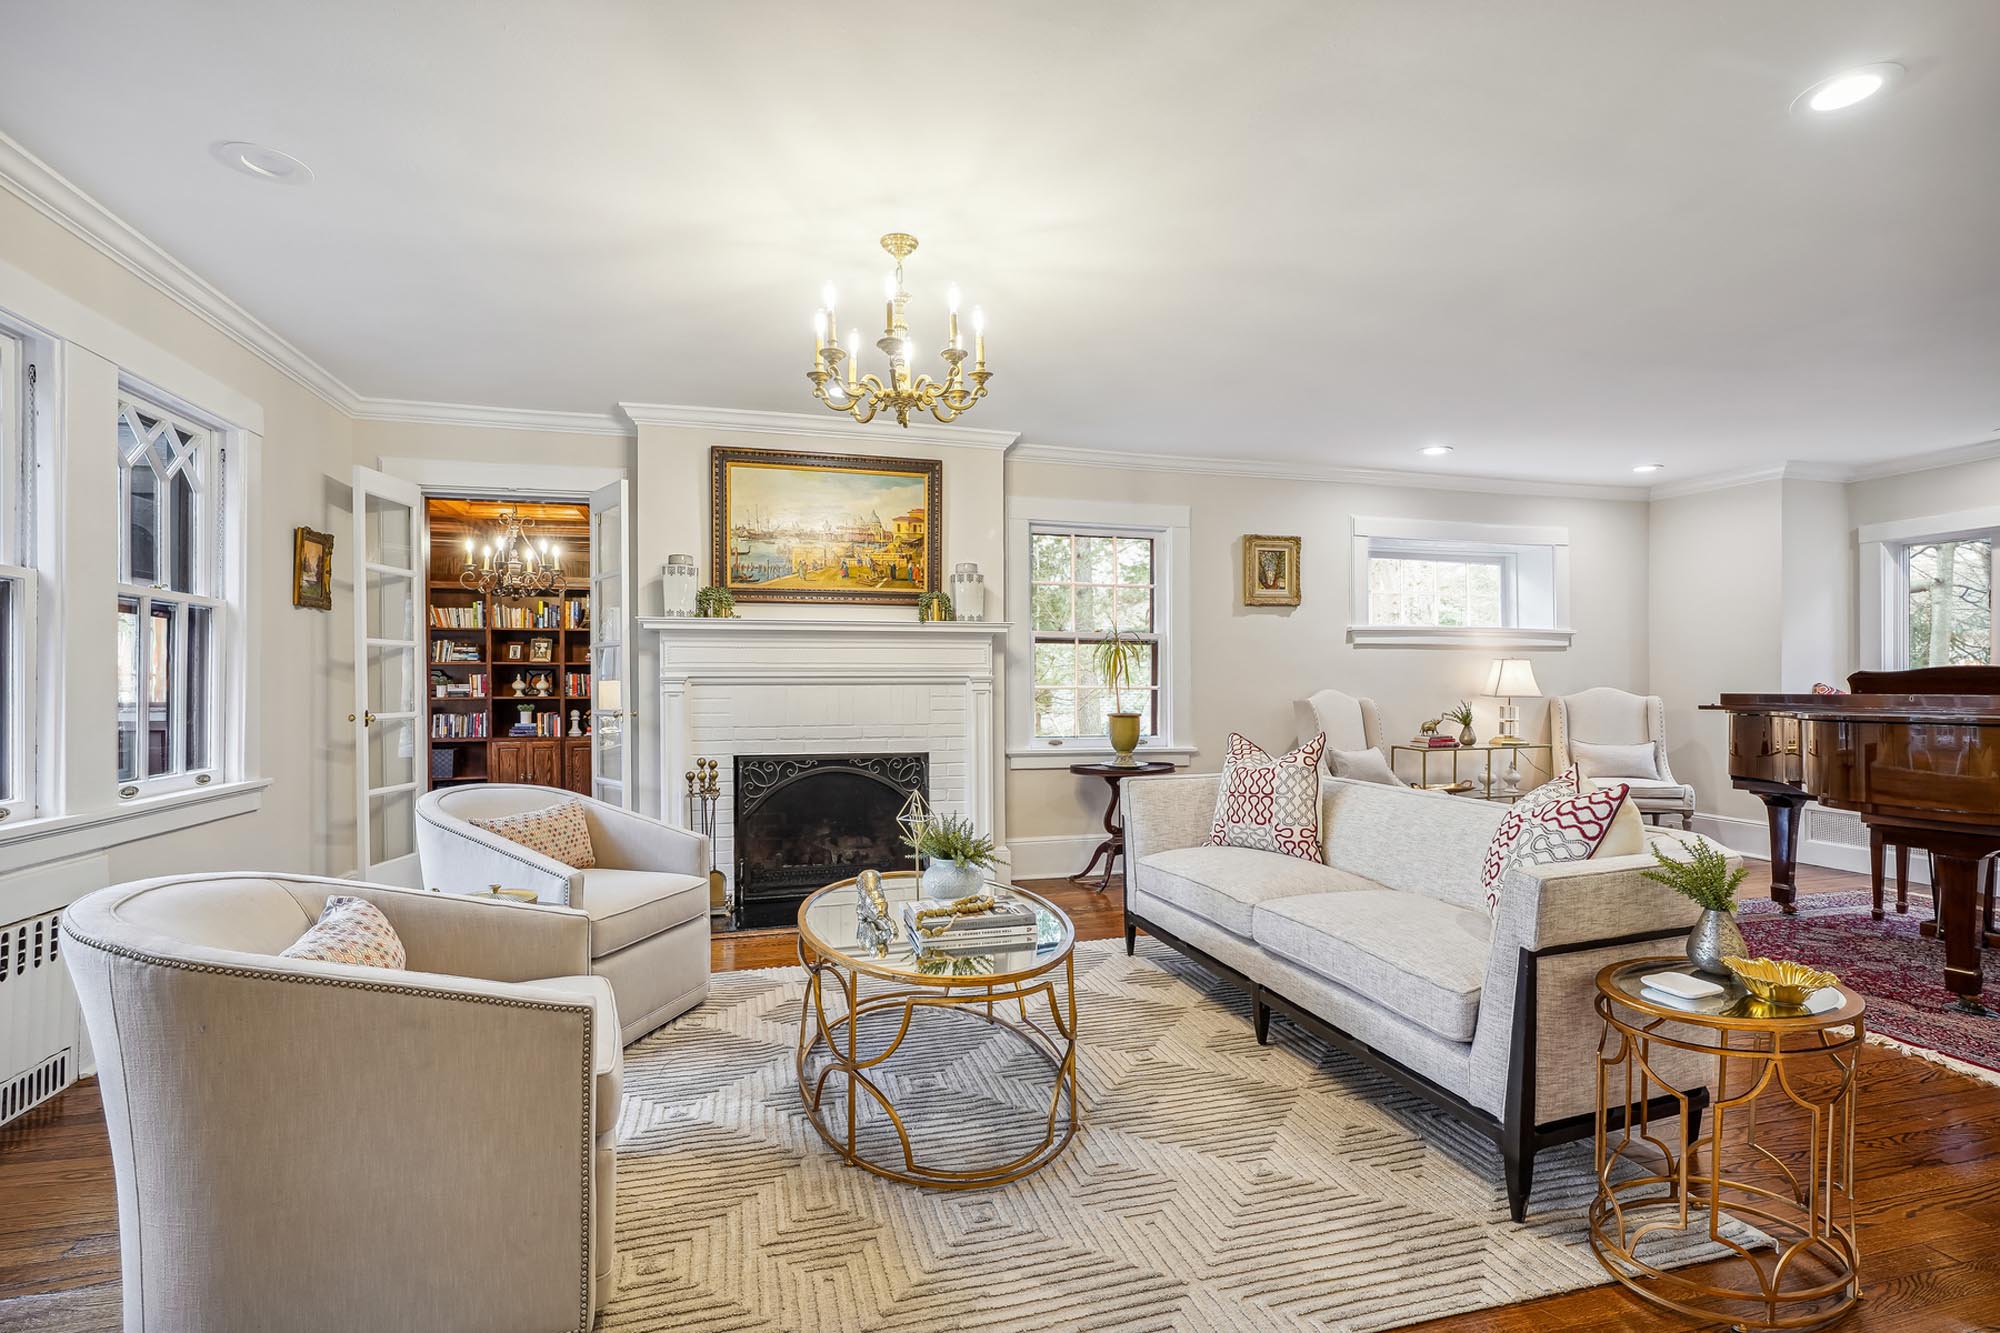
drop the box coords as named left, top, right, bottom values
left=1294, top=688, right=1387, bottom=759
left=416, top=785, right=711, bottom=1044
left=62, top=874, right=619, bottom=1333
left=1550, top=687, right=1696, bottom=827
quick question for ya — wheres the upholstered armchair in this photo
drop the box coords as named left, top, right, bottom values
left=416, top=785, right=711, bottom=1043
left=62, top=874, right=619, bottom=1333
left=1551, top=686, right=1696, bottom=827
left=1294, top=688, right=1388, bottom=773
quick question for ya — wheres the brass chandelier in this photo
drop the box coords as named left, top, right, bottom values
left=458, top=510, right=565, bottom=599
left=808, top=233, right=990, bottom=428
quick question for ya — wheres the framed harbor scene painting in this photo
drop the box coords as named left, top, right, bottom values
left=709, top=447, right=943, bottom=605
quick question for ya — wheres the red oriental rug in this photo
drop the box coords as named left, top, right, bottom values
left=1738, top=890, right=2000, bottom=1082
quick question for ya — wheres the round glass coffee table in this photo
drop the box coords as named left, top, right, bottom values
left=795, top=873, right=1079, bottom=1188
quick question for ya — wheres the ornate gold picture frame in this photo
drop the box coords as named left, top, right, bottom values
left=292, top=527, right=334, bottom=611
left=710, top=447, right=943, bottom=606
left=1242, top=534, right=1301, bottom=607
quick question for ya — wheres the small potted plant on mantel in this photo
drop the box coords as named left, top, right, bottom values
left=1094, top=626, right=1150, bottom=767
left=1641, top=838, right=1750, bottom=976
left=904, top=813, right=1005, bottom=898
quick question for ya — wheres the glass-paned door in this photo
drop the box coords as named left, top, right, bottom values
left=588, top=480, right=631, bottom=807
left=352, top=466, right=426, bottom=884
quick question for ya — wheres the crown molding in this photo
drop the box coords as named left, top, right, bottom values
left=350, top=396, right=630, bottom=436
left=618, top=402, right=1020, bottom=450
left=0, top=130, right=362, bottom=415
left=1007, top=441, right=1653, bottom=502
left=1844, top=436, right=2000, bottom=483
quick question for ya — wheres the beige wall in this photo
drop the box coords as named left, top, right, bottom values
left=1006, top=458, right=1654, bottom=842
left=0, top=186, right=356, bottom=885
left=1847, top=454, right=2000, bottom=529
left=352, top=418, right=633, bottom=476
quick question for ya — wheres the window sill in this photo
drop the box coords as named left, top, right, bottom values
left=0, top=778, right=270, bottom=873
left=1008, top=744, right=1197, bottom=771
left=1346, top=625, right=1574, bottom=650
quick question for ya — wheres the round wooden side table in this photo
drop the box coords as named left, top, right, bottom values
left=1592, top=958, right=1865, bottom=1331
left=1067, top=760, right=1177, bottom=892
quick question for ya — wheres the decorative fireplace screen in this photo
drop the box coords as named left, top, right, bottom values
left=732, top=753, right=928, bottom=928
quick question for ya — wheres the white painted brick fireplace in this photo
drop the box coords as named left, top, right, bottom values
left=636, top=618, right=1008, bottom=900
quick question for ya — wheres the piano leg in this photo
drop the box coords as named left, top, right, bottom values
left=1934, top=852, right=1990, bottom=1016
left=1756, top=791, right=1810, bottom=914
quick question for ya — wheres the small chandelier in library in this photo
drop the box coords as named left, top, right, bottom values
left=807, top=233, right=991, bottom=428
left=458, top=509, right=564, bottom=600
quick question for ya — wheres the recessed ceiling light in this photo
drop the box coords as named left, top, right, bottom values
left=210, top=141, right=312, bottom=185
left=1792, top=63, right=1902, bottom=115
left=1420, top=445, right=1453, bottom=457
left=1632, top=463, right=1665, bottom=475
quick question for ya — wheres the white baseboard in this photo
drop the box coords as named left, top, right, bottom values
left=1008, top=833, right=1103, bottom=882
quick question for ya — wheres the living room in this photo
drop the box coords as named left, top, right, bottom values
left=3, top=3, right=1998, bottom=1330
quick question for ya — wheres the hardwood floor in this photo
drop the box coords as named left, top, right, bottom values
left=6, top=867, right=1999, bottom=1331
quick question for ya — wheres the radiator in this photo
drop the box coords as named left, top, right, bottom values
left=0, top=909, right=82, bottom=1126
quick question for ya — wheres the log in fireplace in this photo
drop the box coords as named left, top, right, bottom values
left=731, top=753, right=928, bottom=929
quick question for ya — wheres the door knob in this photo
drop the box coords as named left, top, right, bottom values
left=348, top=711, right=376, bottom=726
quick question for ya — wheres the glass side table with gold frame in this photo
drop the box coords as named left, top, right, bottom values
left=795, top=873, right=1079, bottom=1189
left=1592, top=958, right=1865, bottom=1331
left=1387, top=741, right=1555, bottom=799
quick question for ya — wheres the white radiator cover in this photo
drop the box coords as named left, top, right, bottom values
left=1, top=909, right=82, bottom=1125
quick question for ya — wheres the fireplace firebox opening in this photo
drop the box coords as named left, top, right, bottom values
left=731, top=753, right=928, bottom=929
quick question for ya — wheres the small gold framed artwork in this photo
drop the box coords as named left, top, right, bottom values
left=503, top=642, right=526, bottom=662
left=1242, top=534, right=1301, bottom=607
left=527, top=637, right=555, bottom=663
left=292, top=527, right=334, bottom=611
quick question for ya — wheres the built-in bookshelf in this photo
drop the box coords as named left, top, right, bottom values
left=423, top=499, right=594, bottom=794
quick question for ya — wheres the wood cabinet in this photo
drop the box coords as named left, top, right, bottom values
left=492, top=740, right=562, bottom=788
left=564, top=739, right=592, bottom=796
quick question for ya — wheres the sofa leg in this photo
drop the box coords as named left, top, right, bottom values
left=1124, top=921, right=1137, bottom=956
left=1502, top=1140, right=1534, bottom=1224
left=1253, top=992, right=1271, bottom=1046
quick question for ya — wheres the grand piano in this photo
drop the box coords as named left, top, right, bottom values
left=1707, top=666, right=2000, bottom=1014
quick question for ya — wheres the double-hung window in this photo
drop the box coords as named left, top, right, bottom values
left=115, top=393, right=224, bottom=793
left=0, top=329, right=33, bottom=821
left=1899, top=532, right=1996, bottom=667
left=1006, top=498, right=1193, bottom=766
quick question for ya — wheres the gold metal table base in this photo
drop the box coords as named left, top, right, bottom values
left=1592, top=966, right=1864, bottom=1331
left=795, top=936, right=1079, bottom=1189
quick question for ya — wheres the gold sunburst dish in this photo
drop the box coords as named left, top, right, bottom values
left=1723, top=956, right=1840, bottom=1006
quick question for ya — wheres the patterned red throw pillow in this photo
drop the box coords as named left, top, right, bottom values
left=1482, top=781, right=1631, bottom=916
left=280, top=895, right=407, bottom=969
left=1479, top=765, right=1582, bottom=899
left=1208, top=732, right=1328, bottom=862
left=471, top=800, right=597, bottom=869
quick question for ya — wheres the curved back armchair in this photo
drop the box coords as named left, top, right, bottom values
left=62, top=874, right=617, bottom=1333
left=1294, top=688, right=1386, bottom=759
left=1550, top=686, right=1695, bottom=827
left=416, top=785, right=711, bottom=1042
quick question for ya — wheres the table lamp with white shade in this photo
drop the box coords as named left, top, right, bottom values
left=1483, top=658, right=1541, bottom=794
left=596, top=677, right=623, bottom=736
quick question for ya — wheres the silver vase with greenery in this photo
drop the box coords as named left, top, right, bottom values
left=904, top=813, right=1003, bottom=898
left=1640, top=838, right=1749, bottom=976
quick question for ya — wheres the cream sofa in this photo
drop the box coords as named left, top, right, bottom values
left=1124, top=773, right=1716, bottom=1221
left=61, top=873, right=619, bottom=1333
left=416, top=785, right=710, bottom=1043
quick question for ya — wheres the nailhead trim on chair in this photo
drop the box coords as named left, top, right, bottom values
left=418, top=806, right=575, bottom=904
left=62, top=921, right=598, bottom=1333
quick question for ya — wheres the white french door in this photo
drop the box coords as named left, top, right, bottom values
left=588, top=479, right=632, bottom=807
left=352, top=466, right=427, bottom=884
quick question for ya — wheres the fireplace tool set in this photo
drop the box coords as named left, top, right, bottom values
left=684, top=758, right=728, bottom=915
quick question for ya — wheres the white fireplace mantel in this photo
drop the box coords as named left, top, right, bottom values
left=637, top=618, right=1010, bottom=892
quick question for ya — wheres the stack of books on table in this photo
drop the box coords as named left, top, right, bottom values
left=1410, top=735, right=1459, bottom=748
left=902, top=896, right=1040, bottom=953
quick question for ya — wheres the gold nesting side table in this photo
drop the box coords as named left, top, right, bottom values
left=1592, top=958, right=1865, bottom=1330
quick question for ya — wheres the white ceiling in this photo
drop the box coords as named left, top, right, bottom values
left=1, top=1, right=1996, bottom=486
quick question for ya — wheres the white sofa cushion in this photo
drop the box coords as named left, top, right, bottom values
left=1251, top=890, right=1491, bottom=1042
left=1318, top=779, right=1507, bottom=913
left=581, top=870, right=708, bottom=957
left=1136, top=845, right=1381, bottom=937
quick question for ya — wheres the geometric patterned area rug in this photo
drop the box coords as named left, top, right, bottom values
left=1741, top=889, right=2000, bottom=1082
left=602, top=937, right=1748, bottom=1332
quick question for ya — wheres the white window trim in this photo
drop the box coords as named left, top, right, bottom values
left=1006, top=497, right=1195, bottom=769
left=1858, top=505, right=2000, bottom=671
left=0, top=326, right=31, bottom=824
left=1347, top=514, right=1574, bottom=650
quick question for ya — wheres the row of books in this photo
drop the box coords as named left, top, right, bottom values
left=564, top=672, right=592, bottom=698
left=565, top=600, right=590, bottom=630
left=430, top=641, right=483, bottom=663
left=429, top=605, right=485, bottom=629
left=507, top=714, right=570, bottom=738
left=431, top=713, right=490, bottom=739
left=432, top=673, right=488, bottom=699
left=494, top=600, right=565, bottom=629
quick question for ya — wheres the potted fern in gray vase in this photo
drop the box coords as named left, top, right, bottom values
left=1641, top=839, right=1750, bottom=976
left=905, top=813, right=1004, bottom=898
